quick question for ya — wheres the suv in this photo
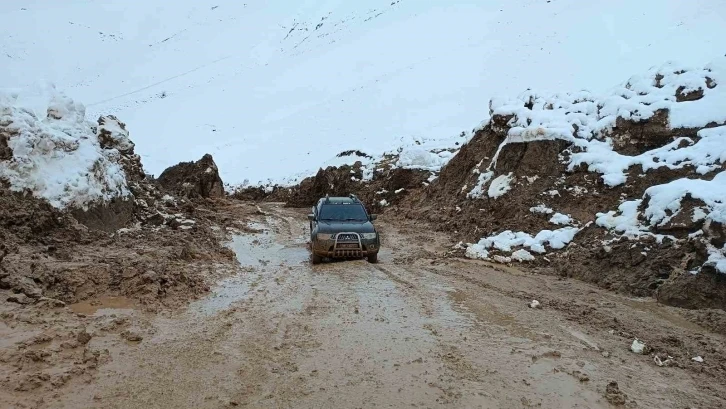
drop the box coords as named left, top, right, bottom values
left=308, top=194, right=380, bottom=264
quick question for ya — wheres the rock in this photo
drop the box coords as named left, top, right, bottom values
left=97, top=115, right=135, bottom=154
left=7, top=293, right=33, bottom=305
left=630, top=339, right=647, bottom=354
left=121, top=329, right=143, bottom=342
left=604, top=381, right=628, bottom=406
left=145, top=212, right=166, bottom=226
left=36, top=297, right=66, bottom=308
left=528, top=300, right=541, bottom=309
left=157, top=154, right=224, bottom=199
left=76, top=330, right=93, bottom=345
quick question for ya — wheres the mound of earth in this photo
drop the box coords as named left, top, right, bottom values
left=402, top=56, right=726, bottom=310
left=233, top=158, right=431, bottom=213
left=157, top=153, right=225, bottom=199
left=0, top=89, right=239, bottom=310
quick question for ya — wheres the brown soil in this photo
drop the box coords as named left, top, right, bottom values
left=233, top=160, right=430, bottom=213
left=396, top=102, right=726, bottom=310
left=157, top=153, right=225, bottom=199
left=2, top=203, right=724, bottom=408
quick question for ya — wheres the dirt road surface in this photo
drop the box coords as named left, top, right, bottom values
left=3, top=202, right=725, bottom=408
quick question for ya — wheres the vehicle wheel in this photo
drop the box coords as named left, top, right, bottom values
left=367, top=253, right=378, bottom=263
left=311, top=253, right=323, bottom=265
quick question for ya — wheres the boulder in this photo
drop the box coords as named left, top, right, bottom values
left=157, top=154, right=224, bottom=199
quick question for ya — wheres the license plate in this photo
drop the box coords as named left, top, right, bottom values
left=337, top=243, right=359, bottom=249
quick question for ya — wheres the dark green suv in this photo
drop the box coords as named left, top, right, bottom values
left=308, top=194, right=380, bottom=264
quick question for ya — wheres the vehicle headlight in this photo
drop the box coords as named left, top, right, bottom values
left=316, top=233, right=333, bottom=240
left=361, top=233, right=378, bottom=240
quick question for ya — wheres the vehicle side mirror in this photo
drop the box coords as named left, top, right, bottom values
left=370, top=214, right=377, bottom=221
left=307, top=214, right=315, bottom=221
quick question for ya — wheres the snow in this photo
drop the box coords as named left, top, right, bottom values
left=2, top=0, right=724, bottom=186
left=596, top=200, right=646, bottom=238
left=466, top=226, right=581, bottom=260
left=530, top=204, right=554, bottom=215
left=488, top=56, right=726, bottom=187
left=396, top=148, right=450, bottom=172
left=511, top=249, right=535, bottom=262
left=595, top=173, right=726, bottom=272
left=549, top=213, right=574, bottom=226
left=466, top=171, right=493, bottom=199
left=0, top=86, right=129, bottom=209
left=465, top=245, right=488, bottom=260
left=488, top=173, right=515, bottom=199
left=642, top=171, right=726, bottom=226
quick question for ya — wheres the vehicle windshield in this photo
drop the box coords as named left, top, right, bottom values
left=319, top=204, right=368, bottom=221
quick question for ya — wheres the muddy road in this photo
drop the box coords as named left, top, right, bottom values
left=4, top=202, right=726, bottom=409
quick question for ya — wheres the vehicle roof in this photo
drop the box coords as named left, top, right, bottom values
left=318, top=197, right=360, bottom=205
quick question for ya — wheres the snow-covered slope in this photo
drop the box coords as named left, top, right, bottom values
left=2, top=0, right=724, bottom=185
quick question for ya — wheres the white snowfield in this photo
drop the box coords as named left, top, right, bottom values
left=0, top=87, right=130, bottom=209
left=464, top=56, right=726, bottom=273
left=1, top=0, right=724, bottom=186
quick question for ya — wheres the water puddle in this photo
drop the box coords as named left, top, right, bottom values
left=69, top=296, right=135, bottom=315
left=191, top=220, right=309, bottom=315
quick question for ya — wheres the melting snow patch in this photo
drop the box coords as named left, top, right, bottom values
left=512, top=249, right=535, bottom=262
left=466, top=171, right=493, bottom=199
left=549, top=213, right=574, bottom=226
left=466, top=226, right=581, bottom=259
left=530, top=204, right=554, bottom=214
left=0, top=86, right=129, bottom=209
left=488, top=173, right=515, bottom=198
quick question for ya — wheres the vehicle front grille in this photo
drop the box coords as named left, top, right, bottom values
left=336, top=233, right=359, bottom=242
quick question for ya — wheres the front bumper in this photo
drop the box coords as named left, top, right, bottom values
left=312, top=232, right=379, bottom=258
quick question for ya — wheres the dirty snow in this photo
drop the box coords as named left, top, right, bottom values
left=466, top=226, right=581, bottom=260
left=466, top=171, right=494, bottom=199
left=0, top=86, right=129, bottom=209
left=488, top=173, right=515, bottom=199
left=530, top=204, right=554, bottom=215
left=549, top=213, right=574, bottom=226
left=511, top=249, right=535, bottom=262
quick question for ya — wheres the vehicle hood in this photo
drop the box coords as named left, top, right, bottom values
left=317, top=220, right=376, bottom=234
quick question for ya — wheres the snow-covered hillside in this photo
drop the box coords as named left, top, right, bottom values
left=2, top=0, right=724, bottom=185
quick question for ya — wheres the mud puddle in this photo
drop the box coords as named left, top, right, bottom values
left=191, top=220, right=309, bottom=315
left=68, top=296, right=136, bottom=315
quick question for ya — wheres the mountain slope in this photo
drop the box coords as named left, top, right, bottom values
left=2, top=0, right=725, bottom=185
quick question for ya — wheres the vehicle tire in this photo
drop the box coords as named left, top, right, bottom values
left=367, top=253, right=378, bottom=263
left=311, top=252, right=323, bottom=265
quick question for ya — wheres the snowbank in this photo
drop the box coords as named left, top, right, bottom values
left=0, top=86, right=130, bottom=209
left=469, top=56, right=726, bottom=195
left=466, top=227, right=581, bottom=261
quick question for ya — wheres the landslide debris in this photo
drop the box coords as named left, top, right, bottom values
left=402, top=57, right=726, bottom=310
left=157, top=153, right=225, bottom=199
left=0, top=90, right=239, bottom=310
